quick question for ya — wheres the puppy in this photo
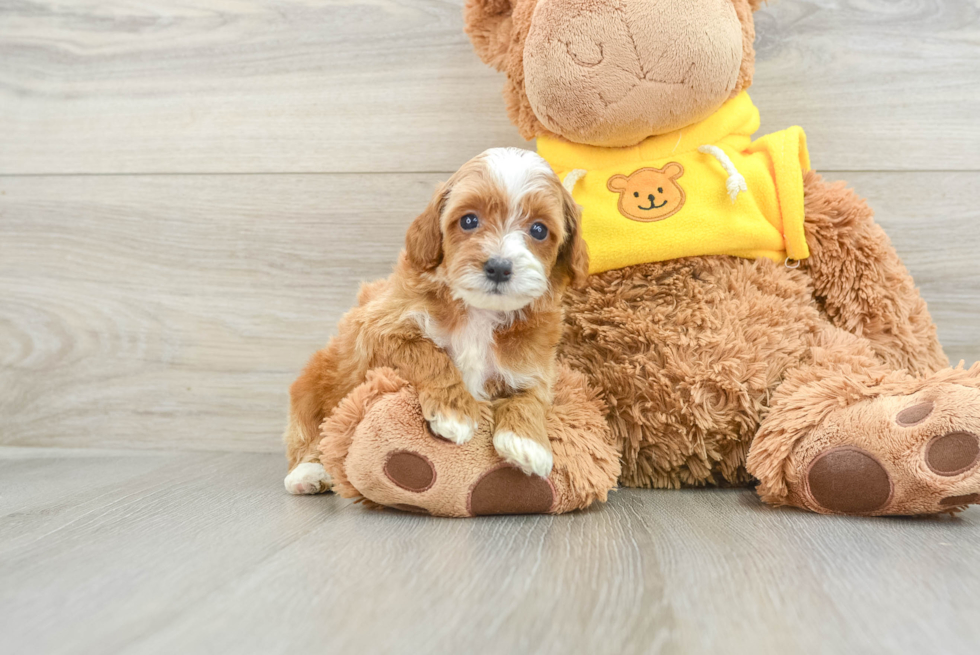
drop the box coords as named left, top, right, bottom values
left=283, top=147, right=589, bottom=495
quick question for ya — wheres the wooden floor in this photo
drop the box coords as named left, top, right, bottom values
left=2, top=447, right=979, bottom=655
left=2, top=1, right=980, bottom=653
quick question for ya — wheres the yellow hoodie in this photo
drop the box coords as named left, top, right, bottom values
left=537, top=93, right=811, bottom=274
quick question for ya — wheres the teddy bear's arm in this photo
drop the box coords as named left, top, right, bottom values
left=801, top=171, right=947, bottom=376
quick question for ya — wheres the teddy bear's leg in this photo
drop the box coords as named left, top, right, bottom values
left=319, top=367, right=620, bottom=517
left=801, top=171, right=948, bottom=376
left=747, top=326, right=980, bottom=515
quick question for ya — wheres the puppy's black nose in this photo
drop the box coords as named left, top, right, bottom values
left=484, top=258, right=513, bottom=284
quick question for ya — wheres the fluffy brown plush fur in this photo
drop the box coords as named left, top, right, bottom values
left=798, top=173, right=947, bottom=377
left=558, top=171, right=950, bottom=490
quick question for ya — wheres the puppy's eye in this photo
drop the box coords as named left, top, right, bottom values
left=633, top=192, right=639, bottom=197
left=529, top=222, right=549, bottom=241
left=459, top=214, right=479, bottom=231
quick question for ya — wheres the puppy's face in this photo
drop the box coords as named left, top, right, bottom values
left=405, top=148, right=588, bottom=312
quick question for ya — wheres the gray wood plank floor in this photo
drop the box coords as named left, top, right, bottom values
left=2, top=448, right=978, bottom=655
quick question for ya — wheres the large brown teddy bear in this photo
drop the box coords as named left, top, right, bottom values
left=308, top=0, right=980, bottom=517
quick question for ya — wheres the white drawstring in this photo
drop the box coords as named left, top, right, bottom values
left=562, top=169, right=587, bottom=194
left=564, top=150, right=745, bottom=204
left=698, top=145, right=747, bottom=203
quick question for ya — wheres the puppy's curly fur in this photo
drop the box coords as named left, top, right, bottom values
left=284, top=148, right=588, bottom=483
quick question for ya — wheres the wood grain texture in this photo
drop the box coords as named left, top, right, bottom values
left=0, top=0, right=526, bottom=175
left=0, top=448, right=977, bottom=655
left=1, top=0, right=978, bottom=174
left=0, top=173, right=443, bottom=451
left=2, top=172, right=978, bottom=452
left=753, top=0, right=980, bottom=171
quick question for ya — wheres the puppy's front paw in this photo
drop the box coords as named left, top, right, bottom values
left=428, top=413, right=477, bottom=445
left=493, top=430, right=554, bottom=477
left=284, top=462, right=332, bottom=495
left=420, top=390, right=484, bottom=445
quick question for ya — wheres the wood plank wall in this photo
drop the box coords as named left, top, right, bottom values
left=2, top=0, right=979, bottom=452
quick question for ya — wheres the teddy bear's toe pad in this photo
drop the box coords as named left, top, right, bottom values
left=383, top=451, right=436, bottom=492
left=389, top=503, right=431, bottom=514
left=467, top=465, right=555, bottom=516
left=896, top=401, right=934, bottom=427
left=925, top=431, right=980, bottom=476
left=940, top=493, right=980, bottom=507
left=806, top=447, right=893, bottom=514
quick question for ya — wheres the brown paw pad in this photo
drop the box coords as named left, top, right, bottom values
left=925, top=432, right=980, bottom=476
left=806, top=446, right=893, bottom=514
left=468, top=465, right=555, bottom=516
left=939, top=493, right=980, bottom=508
left=389, top=503, right=431, bottom=514
left=896, top=401, right=934, bottom=427
left=383, top=451, right=436, bottom=492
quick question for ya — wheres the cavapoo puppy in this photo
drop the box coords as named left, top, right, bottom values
left=283, top=147, right=589, bottom=494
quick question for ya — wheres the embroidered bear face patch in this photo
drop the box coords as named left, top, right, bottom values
left=607, top=163, right=686, bottom=222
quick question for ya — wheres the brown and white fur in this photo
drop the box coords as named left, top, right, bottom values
left=283, top=147, right=589, bottom=494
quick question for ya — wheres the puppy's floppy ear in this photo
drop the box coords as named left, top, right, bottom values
left=405, top=182, right=447, bottom=272
left=556, top=185, right=590, bottom=288
left=464, top=0, right=514, bottom=72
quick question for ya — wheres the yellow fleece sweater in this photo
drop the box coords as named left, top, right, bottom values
left=537, top=93, right=811, bottom=274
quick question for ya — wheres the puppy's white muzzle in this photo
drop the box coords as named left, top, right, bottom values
left=454, top=232, right=549, bottom=311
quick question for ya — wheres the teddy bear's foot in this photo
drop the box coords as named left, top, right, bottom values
left=754, top=369, right=980, bottom=516
left=318, top=367, right=620, bottom=517
left=381, top=455, right=557, bottom=517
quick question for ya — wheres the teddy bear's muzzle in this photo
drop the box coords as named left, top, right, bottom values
left=522, top=0, right=745, bottom=147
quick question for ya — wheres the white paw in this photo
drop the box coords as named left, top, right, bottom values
left=428, top=413, right=477, bottom=445
left=284, top=462, right=332, bottom=495
left=493, top=430, right=553, bottom=477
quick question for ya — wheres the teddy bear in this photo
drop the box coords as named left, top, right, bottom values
left=312, top=0, right=980, bottom=517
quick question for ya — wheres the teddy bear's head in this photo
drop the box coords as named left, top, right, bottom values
left=465, top=0, right=763, bottom=147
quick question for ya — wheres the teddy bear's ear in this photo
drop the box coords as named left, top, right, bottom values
left=405, top=182, right=447, bottom=272
left=606, top=174, right=628, bottom=193
left=464, top=0, right=515, bottom=72
left=663, top=162, right=685, bottom=179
